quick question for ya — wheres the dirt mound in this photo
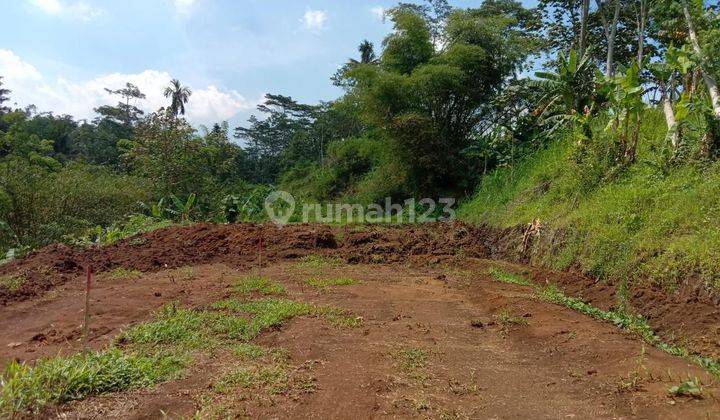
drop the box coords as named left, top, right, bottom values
left=1, top=221, right=720, bottom=358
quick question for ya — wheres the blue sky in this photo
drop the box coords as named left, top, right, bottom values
left=0, top=0, right=535, bottom=128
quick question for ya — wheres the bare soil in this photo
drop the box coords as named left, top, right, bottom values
left=1, top=223, right=719, bottom=418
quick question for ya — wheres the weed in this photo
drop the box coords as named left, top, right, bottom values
left=488, top=267, right=533, bottom=287
left=213, top=365, right=290, bottom=394
left=395, top=347, right=428, bottom=372
left=233, top=276, right=286, bottom=296
left=213, top=298, right=361, bottom=335
left=119, top=303, right=250, bottom=349
left=0, top=274, right=25, bottom=291
left=230, top=343, right=267, bottom=360
left=106, top=267, right=142, bottom=281
left=0, top=348, right=185, bottom=416
left=495, top=309, right=529, bottom=328
left=305, top=277, right=357, bottom=291
left=669, top=378, right=703, bottom=398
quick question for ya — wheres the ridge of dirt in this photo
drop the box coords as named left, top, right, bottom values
left=1, top=222, right=719, bottom=359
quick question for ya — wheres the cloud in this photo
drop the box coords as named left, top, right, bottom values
left=27, top=0, right=102, bottom=21
left=0, top=49, right=259, bottom=125
left=174, top=0, right=195, bottom=15
left=301, top=9, right=327, bottom=32
left=29, top=0, right=62, bottom=14
left=370, top=7, right=386, bottom=20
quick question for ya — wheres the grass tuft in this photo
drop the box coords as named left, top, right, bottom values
left=233, top=276, right=286, bottom=296
left=0, top=348, right=185, bottom=416
left=305, top=277, right=357, bottom=291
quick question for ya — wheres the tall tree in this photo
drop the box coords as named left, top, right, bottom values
left=0, top=76, right=11, bottom=115
left=103, top=83, right=146, bottom=127
left=351, top=40, right=379, bottom=65
left=681, top=0, right=720, bottom=119
left=595, top=0, right=622, bottom=76
left=164, top=79, right=192, bottom=116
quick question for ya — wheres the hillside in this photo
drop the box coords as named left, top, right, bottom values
left=460, top=110, right=720, bottom=293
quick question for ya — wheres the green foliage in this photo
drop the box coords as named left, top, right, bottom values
left=460, top=108, right=720, bottom=289
left=0, top=348, right=185, bottom=416
left=0, top=161, right=152, bottom=251
left=233, top=276, right=287, bottom=296
left=668, top=378, right=703, bottom=398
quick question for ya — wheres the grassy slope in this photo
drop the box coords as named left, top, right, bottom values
left=459, top=109, right=720, bottom=291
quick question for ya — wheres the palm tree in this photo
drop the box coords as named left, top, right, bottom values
left=349, top=40, right=378, bottom=65
left=164, top=79, right=192, bottom=116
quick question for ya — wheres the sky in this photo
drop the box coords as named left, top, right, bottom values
left=0, top=0, right=535, bottom=129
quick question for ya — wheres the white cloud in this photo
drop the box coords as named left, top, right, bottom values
left=174, top=0, right=195, bottom=15
left=27, top=0, right=102, bottom=21
left=370, top=7, right=386, bottom=20
left=30, top=0, right=62, bottom=14
left=0, top=49, right=259, bottom=125
left=301, top=9, right=327, bottom=32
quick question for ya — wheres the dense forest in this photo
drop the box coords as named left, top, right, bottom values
left=1, top=0, right=720, bottom=278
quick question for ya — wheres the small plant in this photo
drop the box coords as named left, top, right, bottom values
left=669, top=378, right=703, bottom=398
left=395, top=347, right=428, bottom=372
left=0, top=348, right=185, bottom=416
left=233, top=276, right=286, bottom=296
left=0, top=274, right=25, bottom=291
left=305, top=277, right=357, bottom=291
left=169, top=193, right=196, bottom=223
left=495, top=309, right=529, bottom=328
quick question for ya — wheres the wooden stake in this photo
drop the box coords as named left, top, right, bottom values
left=83, top=264, right=93, bottom=351
left=258, top=225, right=264, bottom=278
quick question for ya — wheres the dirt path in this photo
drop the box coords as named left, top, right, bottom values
left=2, top=258, right=718, bottom=419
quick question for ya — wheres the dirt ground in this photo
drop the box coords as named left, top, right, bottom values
left=1, top=223, right=720, bottom=418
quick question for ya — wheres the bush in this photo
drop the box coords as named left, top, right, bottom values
left=0, top=160, right=152, bottom=251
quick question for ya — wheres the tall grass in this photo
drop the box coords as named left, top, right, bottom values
left=460, top=109, right=720, bottom=290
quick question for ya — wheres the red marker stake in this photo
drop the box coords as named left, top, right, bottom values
left=83, top=264, right=93, bottom=351
left=258, top=226, right=264, bottom=278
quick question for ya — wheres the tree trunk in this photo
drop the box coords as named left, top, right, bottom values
left=660, top=79, right=680, bottom=150
left=607, top=0, right=621, bottom=76
left=683, top=0, right=720, bottom=118
left=637, top=0, right=647, bottom=68
left=579, top=0, right=590, bottom=56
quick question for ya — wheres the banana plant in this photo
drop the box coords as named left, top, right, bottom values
left=139, top=198, right=167, bottom=219
left=169, top=193, right=196, bottom=223
left=530, top=49, right=596, bottom=143
left=601, top=61, right=646, bottom=164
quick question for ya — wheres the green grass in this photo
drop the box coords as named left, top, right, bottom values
left=305, top=277, right=357, bottom=291
left=395, top=347, right=428, bottom=372
left=0, top=274, right=25, bottom=291
left=487, top=267, right=532, bottom=287
left=459, top=109, right=720, bottom=292
left=0, top=348, right=185, bottom=416
left=539, top=283, right=720, bottom=378
left=233, top=276, right=286, bottom=296
left=1, top=293, right=360, bottom=415
left=213, top=298, right=361, bottom=334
